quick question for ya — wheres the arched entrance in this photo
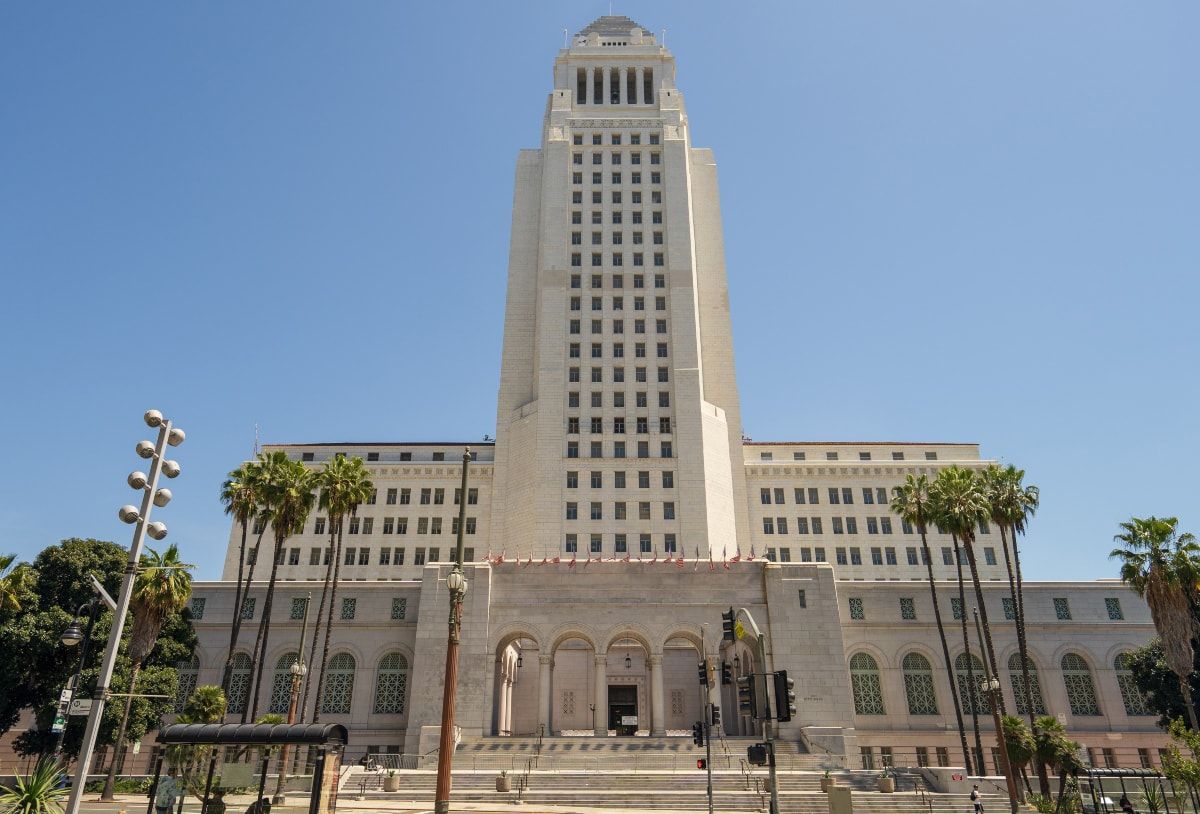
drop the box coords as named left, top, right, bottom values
left=605, top=636, right=650, bottom=735
left=549, top=631, right=599, bottom=735
left=492, top=630, right=542, bottom=736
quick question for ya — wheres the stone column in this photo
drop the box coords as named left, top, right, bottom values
left=648, top=654, right=666, bottom=735
left=586, top=67, right=595, bottom=106
left=635, top=67, right=644, bottom=104
left=538, top=655, right=553, bottom=735
left=602, top=67, right=611, bottom=105
left=504, top=675, right=515, bottom=735
left=594, top=653, right=608, bottom=736
left=497, top=665, right=510, bottom=735
left=619, top=67, right=628, bottom=105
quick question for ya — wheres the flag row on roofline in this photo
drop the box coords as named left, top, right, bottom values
left=480, top=545, right=757, bottom=570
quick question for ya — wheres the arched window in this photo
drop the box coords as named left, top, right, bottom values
left=849, top=653, right=885, bottom=715
left=227, top=652, right=252, bottom=715
left=174, top=656, right=199, bottom=713
left=374, top=652, right=409, bottom=714
left=1115, top=653, right=1152, bottom=716
left=902, top=653, right=938, bottom=715
left=1062, top=653, right=1101, bottom=716
left=269, top=652, right=300, bottom=714
left=955, top=653, right=989, bottom=715
left=321, top=653, right=356, bottom=714
left=1007, top=653, right=1047, bottom=715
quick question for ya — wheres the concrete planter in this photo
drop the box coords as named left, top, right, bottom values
left=820, top=777, right=835, bottom=793
left=496, top=774, right=511, bottom=792
left=877, top=776, right=896, bottom=793
left=383, top=775, right=400, bottom=792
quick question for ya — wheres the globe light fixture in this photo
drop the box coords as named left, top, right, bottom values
left=61, top=620, right=84, bottom=647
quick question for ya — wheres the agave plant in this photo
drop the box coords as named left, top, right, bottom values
left=0, top=758, right=68, bottom=814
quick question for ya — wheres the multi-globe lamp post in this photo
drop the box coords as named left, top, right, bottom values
left=65, top=410, right=184, bottom=814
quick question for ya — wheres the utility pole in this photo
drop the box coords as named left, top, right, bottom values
left=705, top=703, right=715, bottom=814
left=724, top=607, right=779, bottom=814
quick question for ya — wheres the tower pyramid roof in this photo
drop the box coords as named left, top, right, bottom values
left=576, top=15, right=650, bottom=37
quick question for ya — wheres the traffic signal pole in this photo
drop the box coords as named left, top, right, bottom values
left=705, top=706, right=713, bottom=814
left=728, top=607, right=779, bottom=814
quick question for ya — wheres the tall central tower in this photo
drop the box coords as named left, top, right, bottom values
left=490, top=16, right=749, bottom=561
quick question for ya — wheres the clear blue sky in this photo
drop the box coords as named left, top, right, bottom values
left=1, top=2, right=1196, bottom=583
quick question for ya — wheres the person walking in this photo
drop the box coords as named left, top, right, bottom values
left=1120, top=795, right=1136, bottom=814
left=971, top=784, right=984, bottom=814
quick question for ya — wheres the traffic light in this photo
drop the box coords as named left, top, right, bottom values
left=692, top=721, right=706, bottom=746
left=697, top=758, right=707, bottom=770
left=720, top=661, right=733, bottom=685
left=773, top=670, right=797, bottom=722
left=710, top=704, right=722, bottom=728
left=737, top=674, right=757, bottom=717
left=746, top=744, right=768, bottom=766
left=721, top=607, right=736, bottom=642
left=698, top=662, right=709, bottom=686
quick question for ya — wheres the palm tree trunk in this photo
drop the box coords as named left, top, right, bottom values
left=222, top=527, right=266, bottom=694
left=962, top=535, right=1006, bottom=715
left=311, top=520, right=345, bottom=724
left=246, top=534, right=286, bottom=722
left=921, top=527, right=972, bottom=774
left=299, top=531, right=337, bottom=723
left=1011, top=527, right=1047, bottom=794
left=222, top=521, right=250, bottom=692
left=100, top=660, right=141, bottom=800
left=955, top=536, right=985, bottom=771
left=1180, top=676, right=1200, bottom=731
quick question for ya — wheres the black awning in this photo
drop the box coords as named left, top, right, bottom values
left=156, top=722, right=348, bottom=746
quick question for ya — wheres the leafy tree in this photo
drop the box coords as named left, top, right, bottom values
left=1111, top=517, right=1200, bottom=728
left=0, top=538, right=195, bottom=760
left=0, top=539, right=125, bottom=736
left=1162, top=718, right=1200, bottom=804
left=1002, top=714, right=1036, bottom=797
left=101, top=545, right=192, bottom=799
left=891, top=474, right=972, bottom=773
left=308, top=455, right=372, bottom=723
left=1126, top=639, right=1200, bottom=728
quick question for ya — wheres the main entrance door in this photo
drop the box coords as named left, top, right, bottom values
left=608, top=685, right=638, bottom=735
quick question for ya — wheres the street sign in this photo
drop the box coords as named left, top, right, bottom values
left=734, top=620, right=746, bottom=640
left=59, top=688, right=73, bottom=704
left=68, top=699, right=92, bottom=716
left=51, top=716, right=66, bottom=734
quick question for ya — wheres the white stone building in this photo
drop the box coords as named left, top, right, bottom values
left=183, top=16, right=1167, bottom=771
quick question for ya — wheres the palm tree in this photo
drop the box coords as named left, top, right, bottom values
left=1001, top=714, right=1035, bottom=798
left=931, top=466, right=1005, bottom=713
left=309, top=455, right=373, bottom=723
left=0, top=554, right=35, bottom=616
left=990, top=466, right=1040, bottom=728
left=1032, top=715, right=1084, bottom=812
left=954, top=534, right=986, bottom=769
left=100, top=544, right=192, bottom=800
left=1111, top=516, right=1200, bottom=729
left=245, top=452, right=317, bottom=721
left=218, top=462, right=265, bottom=693
left=891, top=474, right=973, bottom=773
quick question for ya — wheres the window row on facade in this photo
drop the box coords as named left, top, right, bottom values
left=567, top=366, right=670, bottom=384
left=566, top=470, right=674, bottom=489
left=567, top=416, right=674, bottom=434
left=573, top=68, right=657, bottom=107
left=847, top=650, right=1151, bottom=719
left=566, top=499, right=676, bottom=520
left=571, top=189, right=662, bottom=207
left=186, top=650, right=411, bottom=718
left=844, top=594, right=1125, bottom=622
left=755, top=450, right=942, bottom=462
left=571, top=132, right=661, bottom=147
left=570, top=272, right=666, bottom=290
left=193, top=594, right=413, bottom=625
left=566, top=440, right=673, bottom=459
left=564, top=532, right=678, bottom=554
left=572, top=150, right=661, bottom=167
left=570, top=251, right=664, bottom=267
left=568, top=390, right=671, bottom=409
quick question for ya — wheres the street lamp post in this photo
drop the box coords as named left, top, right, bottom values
left=65, top=410, right=184, bottom=814
left=433, top=448, right=471, bottom=814
left=974, top=608, right=1019, bottom=814
left=273, top=592, right=310, bottom=804
left=54, top=600, right=102, bottom=759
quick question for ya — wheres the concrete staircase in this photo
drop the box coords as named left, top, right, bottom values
left=343, top=736, right=1004, bottom=813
